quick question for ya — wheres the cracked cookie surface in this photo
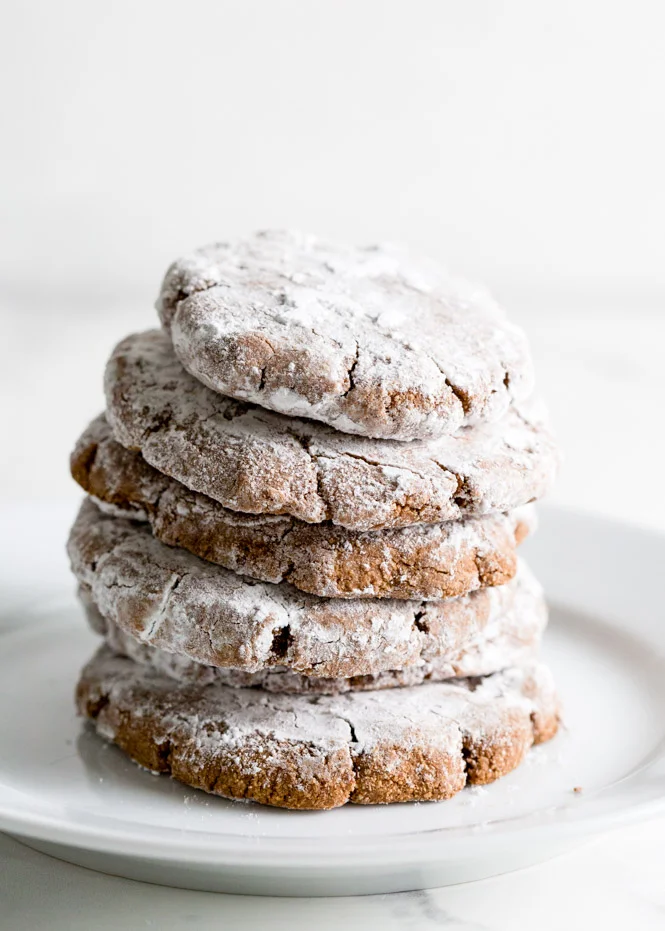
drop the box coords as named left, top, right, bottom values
left=77, top=645, right=559, bottom=809
left=156, top=231, right=534, bottom=441
left=72, top=414, right=534, bottom=600
left=69, top=499, right=546, bottom=679
left=104, top=330, right=558, bottom=531
left=83, top=590, right=544, bottom=693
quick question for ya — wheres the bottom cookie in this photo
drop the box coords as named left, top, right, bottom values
left=77, top=646, right=559, bottom=810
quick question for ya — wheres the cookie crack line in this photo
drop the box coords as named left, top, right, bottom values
left=255, top=334, right=276, bottom=394
left=340, top=341, right=360, bottom=399
left=443, top=377, right=471, bottom=416
left=142, top=570, right=188, bottom=641
left=286, top=433, right=331, bottom=520
left=325, top=447, right=445, bottom=486
left=413, top=609, right=429, bottom=634
left=337, top=715, right=359, bottom=744
left=270, top=625, right=293, bottom=661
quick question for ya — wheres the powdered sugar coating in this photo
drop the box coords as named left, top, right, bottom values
left=68, top=500, right=546, bottom=679
left=104, top=330, right=558, bottom=531
left=84, top=591, right=544, bottom=694
left=77, top=646, right=559, bottom=808
left=157, top=231, right=534, bottom=441
left=72, top=414, right=535, bottom=600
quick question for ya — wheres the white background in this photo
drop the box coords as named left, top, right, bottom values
left=1, top=2, right=664, bottom=928
left=2, top=0, right=665, bottom=297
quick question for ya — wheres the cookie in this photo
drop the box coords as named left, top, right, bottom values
left=72, top=414, right=534, bottom=600
left=104, top=330, right=558, bottom=531
left=77, top=646, right=559, bottom=809
left=83, top=592, right=544, bottom=694
left=68, top=499, right=546, bottom=679
left=156, top=231, right=534, bottom=441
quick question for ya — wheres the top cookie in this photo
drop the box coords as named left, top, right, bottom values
left=156, top=230, right=534, bottom=441
left=105, top=330, right=558, bottom=531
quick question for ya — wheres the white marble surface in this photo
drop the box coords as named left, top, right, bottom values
left=2, top=821, right=665, bottom=930
left=1, top=293, right=664, bottom=929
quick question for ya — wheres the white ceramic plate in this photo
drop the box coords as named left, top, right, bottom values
left=0, top=502, right=664, bottom=896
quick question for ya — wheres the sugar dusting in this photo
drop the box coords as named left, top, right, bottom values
left=77, top=645, right=559, bottom=807
left=72, top=414, right=537, bottom=601
left=156, top=231, right=534, bottom=441
left=68, top=500, right=546, bottom=680
left=103, top=330, right=559, bottom=531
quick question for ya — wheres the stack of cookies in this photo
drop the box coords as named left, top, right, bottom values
left=68, top=231, right=560, bottom=810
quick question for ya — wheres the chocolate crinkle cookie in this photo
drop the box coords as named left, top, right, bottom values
left=68, top=499, right=546, bottom=680
left=77, top=646, right=559, bottom=810
left=156, top=231, right=534, bottom=442
left=71, top=414, right=536, bottom=600
left=104, top=330, right=558, bottom=531
left=81, top=588, right=545, bottom=694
